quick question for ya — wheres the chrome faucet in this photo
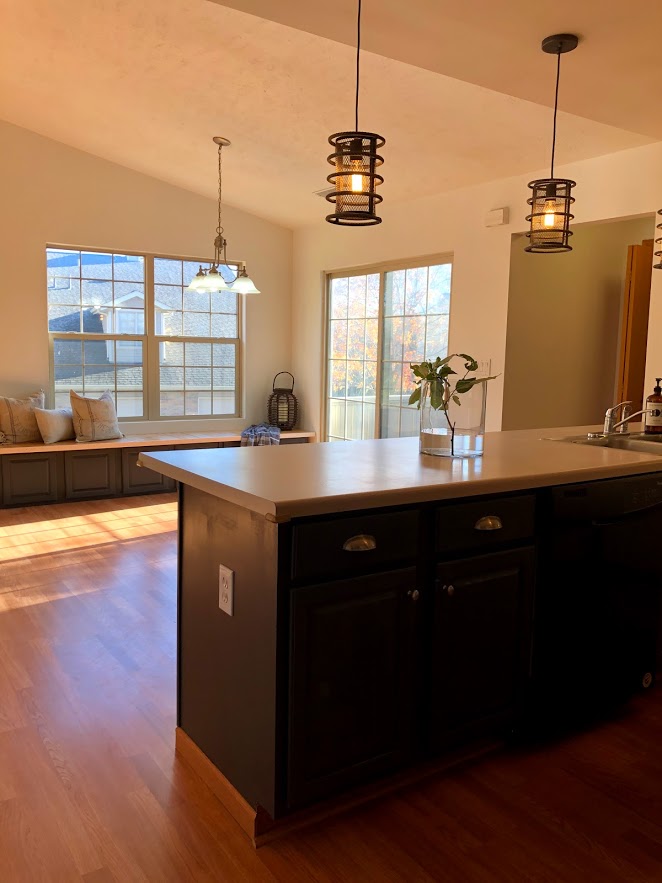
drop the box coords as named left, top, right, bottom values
left=601, top=400, right=654, bottom=436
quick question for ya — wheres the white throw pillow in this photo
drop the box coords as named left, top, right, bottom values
left=70, top=390, right=124, bottom=443
left=0, top=390, right=46, bottom=444
left=34, top=407, right=76, bottom=445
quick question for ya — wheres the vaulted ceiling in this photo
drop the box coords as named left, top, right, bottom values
left=1, top=0, right=660, bottom=228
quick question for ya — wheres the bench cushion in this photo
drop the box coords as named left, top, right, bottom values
left=0, top=390, right=45, bottom=444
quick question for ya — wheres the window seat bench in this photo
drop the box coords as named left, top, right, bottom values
left=0, top=430, right=315, bottom=508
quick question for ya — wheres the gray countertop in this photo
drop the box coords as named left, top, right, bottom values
left=139, top=425, right=662, bottom=521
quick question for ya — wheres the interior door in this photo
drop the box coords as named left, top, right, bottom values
left=616, top=239, right=653, bottom=413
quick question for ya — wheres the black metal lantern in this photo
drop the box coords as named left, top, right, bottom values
left=525, top=34, right=579, bottom=254
left=326, top=132, right=384, bottom=226
left=654, top=210, right=662, bottom=270
left=526, top=178, right=576, bottom=253
left=325, top=0, right=385, bottom=226
left=267, top=372, right=298, bottom=431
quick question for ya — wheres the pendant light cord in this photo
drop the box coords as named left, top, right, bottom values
left=550, top=48, right=561, bottom=179
left=355, top=0, right=361, bottom=131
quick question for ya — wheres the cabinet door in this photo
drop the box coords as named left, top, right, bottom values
left=64, top=450, right=120, bottom=499
left=429, top=548, right=534, bottom=750
left=288, top=567, right=418, bottom=808
left=122, top=447, right=175, bottom=494
left=1, top=452, right=63, bottom=506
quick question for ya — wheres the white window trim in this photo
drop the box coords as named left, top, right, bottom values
left=321, top=253, right=454, bottom=442
left=47, top=245, right=243, bottom=421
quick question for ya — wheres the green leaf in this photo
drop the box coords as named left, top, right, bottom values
left=455, top=378, right=477, bottom=394
left=408, top=387, right=421, bottom=407
left=430, top=382, right=444, bottom=410
left=452, top=395, right=462, bottom=406
left=459, top=353, right=479, bottom=373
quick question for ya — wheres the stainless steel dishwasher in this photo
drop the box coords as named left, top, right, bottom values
left=529, top=472, right=662, bottom=729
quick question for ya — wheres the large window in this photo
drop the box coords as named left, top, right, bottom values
left=47, top=248, right=240, bottom=419
left=325, top=258, right=452, bottom=441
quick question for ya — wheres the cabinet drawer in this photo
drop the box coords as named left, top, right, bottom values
left=436, top=494, right=535, bottom=555
left=292, top=509, right=419, bottom=582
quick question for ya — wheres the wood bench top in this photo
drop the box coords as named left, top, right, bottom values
left=0, top=430, right=316, bottom=455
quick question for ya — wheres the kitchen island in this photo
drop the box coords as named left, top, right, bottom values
left=140, top=428, right=662, bottom=844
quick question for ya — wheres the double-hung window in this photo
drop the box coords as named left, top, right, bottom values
left=325, top=257, right=452, bottom=441
left=47, top=247, right=240, bottom=419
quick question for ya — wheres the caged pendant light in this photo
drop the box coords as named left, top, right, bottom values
left=525, top=34, right=579, bottom=254
left=654, top=210, right=662, bottom=270
left=325, top=0, right=384, bottom=226
left=188, top=137, right=260, bottom=294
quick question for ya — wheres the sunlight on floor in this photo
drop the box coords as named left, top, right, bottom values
left=0, top=499, right=177, bottom=562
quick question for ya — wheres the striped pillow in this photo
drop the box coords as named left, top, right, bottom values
left=70, top=390, right=124, bottom=443
left=0, top=390, right=45, bottom=445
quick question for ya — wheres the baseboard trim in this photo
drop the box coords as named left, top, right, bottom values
left=176, top=727, right=503, bottom=848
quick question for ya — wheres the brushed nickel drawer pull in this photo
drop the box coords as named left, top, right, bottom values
left=474, top=515, right=503, bottom=531
left=342, top=534, right=377, bottom=552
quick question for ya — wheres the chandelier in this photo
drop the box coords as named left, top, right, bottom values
left=188, top=137, right=260, bottom=294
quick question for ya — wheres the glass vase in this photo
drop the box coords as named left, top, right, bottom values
left=419, top=379, right=487, bottom=458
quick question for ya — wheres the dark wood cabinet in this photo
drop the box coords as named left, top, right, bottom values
left=64, top=449, right=120, bottom=499
left=1, top=452, right=63, bottom=506
left=122, top=447, right=176, bottom=495
left=428, top=548, right=535, bottom=750
left=287, top=567, right=418, bottom=808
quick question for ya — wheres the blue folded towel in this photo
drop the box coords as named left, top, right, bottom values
left=240, top=423, right=281, bottom=446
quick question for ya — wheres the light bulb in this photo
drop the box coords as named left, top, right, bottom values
left=351, top=173, right=363, bottom=193
left=543, top=199, right=557, bottom=228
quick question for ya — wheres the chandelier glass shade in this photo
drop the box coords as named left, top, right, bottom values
left=525, top=35, right=579, bottom=254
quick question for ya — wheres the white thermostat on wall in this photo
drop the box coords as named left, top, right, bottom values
left=484, top=208, right=509, bottom=227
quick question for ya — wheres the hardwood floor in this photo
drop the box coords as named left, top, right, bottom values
left=3, top=495, right=662, bottom=881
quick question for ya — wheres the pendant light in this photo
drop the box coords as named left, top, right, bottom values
left=188, top=137, right=261, bottom=294
left=654, top=210, right=662, bottom=270
left=525, top=34, right=579, bottom=254
left=325, top=0, right=384, bottom=226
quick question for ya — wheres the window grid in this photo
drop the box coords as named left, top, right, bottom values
left=47, top=246, right=242, bottom=420
left=325, top=258, right=452, bottom=442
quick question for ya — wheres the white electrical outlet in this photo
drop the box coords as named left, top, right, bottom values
left=477, top=359, right=492, bottom=378
left=218, top=565, right=234, bottom=616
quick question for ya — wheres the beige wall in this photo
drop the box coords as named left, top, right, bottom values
left=0, top=121, right=293, bottom=432
left=502, top=216, right=655, bottom=431
left=293, top=142, right=662, bottom=437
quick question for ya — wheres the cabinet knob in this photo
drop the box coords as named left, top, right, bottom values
left=342, top=534, right=377, bottom=552
left=474, top=515, right=503, bottom=531
left=444, top=584, right=456, bottom=597
left=408, top=589, right=420, bottom=602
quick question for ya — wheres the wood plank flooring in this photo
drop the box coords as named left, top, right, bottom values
left=2, top=495, right=662, bottom=881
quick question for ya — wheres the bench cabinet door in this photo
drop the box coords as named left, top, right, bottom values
left=1, top=452, right=63, bottom=506
left=122, top=447, right=175, bottom=494
left=64, top=450, right=120, bottom=499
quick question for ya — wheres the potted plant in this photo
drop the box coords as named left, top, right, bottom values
left=409, top=354, right=497, bottom=457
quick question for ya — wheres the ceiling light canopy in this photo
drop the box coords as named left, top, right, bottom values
left=525, top=34, right=579, bottom=254
left=325, top=0, right=384, bottom=226
left=187, top=137, right=260, bottom=294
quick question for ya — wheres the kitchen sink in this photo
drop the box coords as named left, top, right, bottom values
left=545, top=433, right=662, bottom=455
